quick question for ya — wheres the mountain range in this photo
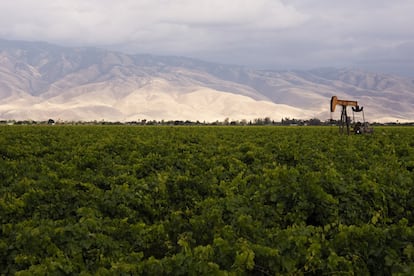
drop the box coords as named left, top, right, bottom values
left=1, top=39, right=413, bottom=123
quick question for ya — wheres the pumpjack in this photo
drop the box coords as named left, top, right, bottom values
left=330, top=96, right=373, bottom=135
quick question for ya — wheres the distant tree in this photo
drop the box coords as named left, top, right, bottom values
left=254, top=118, right=264, bottom=125
left=307, top=118, right=321, bottom=125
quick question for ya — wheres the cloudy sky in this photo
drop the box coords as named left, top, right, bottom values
left=1, top=0, right=413, bottom=76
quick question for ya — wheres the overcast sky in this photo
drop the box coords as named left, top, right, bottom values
left=1, top=0, right=413, bottom=76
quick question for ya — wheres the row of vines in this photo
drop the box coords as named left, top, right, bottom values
left=1, top=126, right=414, bottom=275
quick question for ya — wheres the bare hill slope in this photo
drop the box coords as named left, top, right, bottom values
left=0, top=39, right=413, bottom=122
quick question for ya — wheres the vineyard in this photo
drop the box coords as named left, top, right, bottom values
left=1, top=125, right=414, bottom=275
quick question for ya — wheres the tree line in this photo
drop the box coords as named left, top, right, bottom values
left=1, top=117, right=413, bottom=126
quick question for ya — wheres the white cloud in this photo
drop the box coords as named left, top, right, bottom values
left=0, top=0, right=413, bottom=76
left=0, top=0, right=306, bottom=44
left=157, top=0, right=306, bottom=29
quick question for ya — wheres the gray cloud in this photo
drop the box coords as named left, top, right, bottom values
left=0, top=0, right=413, bottom=76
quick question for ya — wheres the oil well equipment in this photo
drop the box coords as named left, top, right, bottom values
left=330, top=96, right=373, bottom=135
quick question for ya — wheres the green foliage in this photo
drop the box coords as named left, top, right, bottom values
left=1, top=125, right=414, bottom=274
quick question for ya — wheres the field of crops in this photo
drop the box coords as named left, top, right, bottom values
left=1, top=125, right=414, bottom=275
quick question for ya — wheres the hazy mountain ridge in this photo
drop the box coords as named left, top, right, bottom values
left=0, top=39, right=413, bottom=122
